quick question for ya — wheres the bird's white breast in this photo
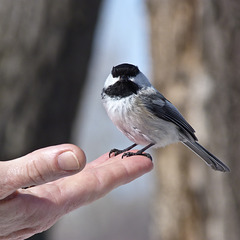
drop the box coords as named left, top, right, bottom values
left=102, top=95, right=151, bottom=145
left=102, top=94, right=180, bottom=147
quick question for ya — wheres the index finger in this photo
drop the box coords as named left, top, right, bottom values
left=57, top=153, right=153, bottom=212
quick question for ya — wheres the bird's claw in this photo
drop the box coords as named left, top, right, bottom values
left=122, top=151, right=152, bottom=161
left=109, top=148, right=123, bottom=158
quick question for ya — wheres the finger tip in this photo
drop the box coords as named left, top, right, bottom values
left=130, top=155, right=154, bottom=172
left=110, top=151, right=153, bottom=168
left=49, top=144, right=86, bottom=172
left=63, top=144, right=87, bottom=171
left=112, top=152, right=154, bottom=174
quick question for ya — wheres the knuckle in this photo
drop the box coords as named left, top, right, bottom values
left=25, top=159, right=45, bottom=186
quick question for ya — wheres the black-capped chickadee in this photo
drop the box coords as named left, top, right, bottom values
left=101, top=63, right=230, bottom=172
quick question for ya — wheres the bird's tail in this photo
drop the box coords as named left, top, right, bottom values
left=182, top=140, right=230, bottom=172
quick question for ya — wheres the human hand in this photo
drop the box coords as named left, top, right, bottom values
left=0, top=144, right=153, bottom=240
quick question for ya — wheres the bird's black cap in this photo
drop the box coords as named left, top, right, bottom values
left=111, top=63, right=140, bottom=78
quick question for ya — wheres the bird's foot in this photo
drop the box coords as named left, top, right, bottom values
left=109, top=143, right=138, bottom=158
left=109, top=148, right=125, bottom=158
left=122, top=151, right=152, bottom=161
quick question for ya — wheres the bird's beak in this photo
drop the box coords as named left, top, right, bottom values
left=119, top=76, right=129, bottom=82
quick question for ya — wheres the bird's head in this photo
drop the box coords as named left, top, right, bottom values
left=103, top=63, right=151, bottom=98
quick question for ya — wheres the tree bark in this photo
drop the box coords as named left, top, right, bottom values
left=0, top=0, right=102, bottom=239
left=147, top=0, right=238, bottom=239
left=202, top=1, right=240, bottom=239
left=0, top=0, right=102, bottom=158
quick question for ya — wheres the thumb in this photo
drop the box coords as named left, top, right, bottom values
left=0, top=144, right=86, bottom=200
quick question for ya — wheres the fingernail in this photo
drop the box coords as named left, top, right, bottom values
left=57, top=151, right=80, bottom=171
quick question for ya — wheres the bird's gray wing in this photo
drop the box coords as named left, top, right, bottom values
left=140, top=91, right=198, bottom=141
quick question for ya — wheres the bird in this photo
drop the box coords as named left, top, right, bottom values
left=101, top=63, right=230, bottom=172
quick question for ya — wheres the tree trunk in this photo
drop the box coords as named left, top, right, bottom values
left=0, top=0, right=102, bottom=158
left=147, top=0, right=239, bottom=239
left=202, top=1, right=240, bottom=239
left=0, top=0, right=102, bottom=239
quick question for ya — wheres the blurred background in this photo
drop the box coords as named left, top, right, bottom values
left=0, top=0, right=239, bottom=240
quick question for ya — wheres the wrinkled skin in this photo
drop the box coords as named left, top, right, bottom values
left=0, top=144, right=153, bottom=240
